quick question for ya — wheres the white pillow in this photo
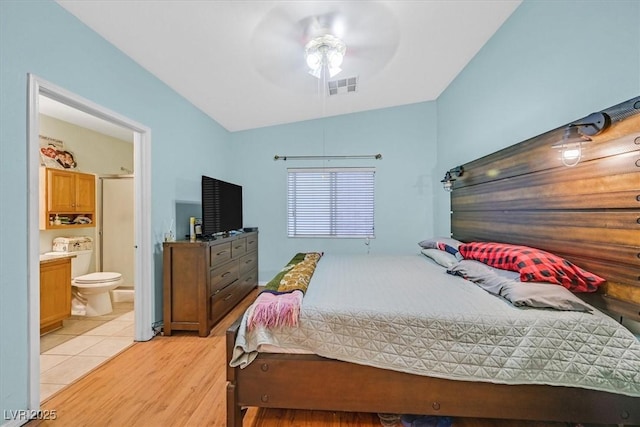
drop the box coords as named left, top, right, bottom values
left=418, top=236, right=463, bottom=250
left=421, top=248, right=459, bottom=269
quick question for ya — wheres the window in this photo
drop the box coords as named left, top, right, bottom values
left=287, top=167, right=375, bottom=238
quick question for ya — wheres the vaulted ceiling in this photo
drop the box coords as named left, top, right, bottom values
left=56, top=0, right=521, bottom=132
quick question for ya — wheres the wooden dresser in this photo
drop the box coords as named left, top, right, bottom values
left=162, top=231, right=258, bottom=337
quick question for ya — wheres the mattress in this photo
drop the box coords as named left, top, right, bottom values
left=231, top=254, right=640, bottom=397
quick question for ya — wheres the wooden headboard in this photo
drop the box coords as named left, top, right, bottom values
left=450, top=96, right=640, bottom=321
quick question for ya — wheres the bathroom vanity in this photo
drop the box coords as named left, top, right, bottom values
left=162, top=232, right=258, bottom=337
left=40, top=254, right=74, bottom=334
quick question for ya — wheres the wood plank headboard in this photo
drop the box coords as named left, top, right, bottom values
left=450, top=96, right=640, bottom=321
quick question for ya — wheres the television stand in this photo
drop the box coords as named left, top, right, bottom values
left=162, top=231, right=258, bottom=336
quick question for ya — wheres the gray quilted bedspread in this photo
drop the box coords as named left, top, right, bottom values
left=231, top=254, right=640, bottom=397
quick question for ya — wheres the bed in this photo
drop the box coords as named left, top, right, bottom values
left=226, top=96, right=640, bottom=426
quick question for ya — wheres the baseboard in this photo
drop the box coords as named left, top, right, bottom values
left=111, top=287, right=134, bottom=303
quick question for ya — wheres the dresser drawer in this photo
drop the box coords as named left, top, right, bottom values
left=239, top=268, right=258, bottom=291
left=246, top=235, right=258, bottom=253
left=211, top=286, right=243, bottom=323
left=231, top=237, right=246, bottom=257
left=209, top=242, right=232, bottom=267
left=211, top=270, right=257, bottom=323
left=239, top=252, right=257, bottom=276
left=209, top=259, right=239, bottom=295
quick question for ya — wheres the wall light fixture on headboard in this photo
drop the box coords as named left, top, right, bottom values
left=440, top=166, right=464, bottom=192
left=551, top=111, right=611, bottom=167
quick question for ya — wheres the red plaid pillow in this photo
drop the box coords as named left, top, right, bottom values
left=458, top=242, right=605, bottom=292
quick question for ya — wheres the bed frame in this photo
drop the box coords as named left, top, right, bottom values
left=227, top=96, right=640, bottom=426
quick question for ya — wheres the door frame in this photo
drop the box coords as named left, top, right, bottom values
left=27, top=74, right=154, bottom=408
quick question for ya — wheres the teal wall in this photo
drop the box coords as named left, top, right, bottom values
left=231, top=102, right=438, bottom=279
left=434, top=0, right=640, bottom=234
left=0, top=0, right=231, bottom=417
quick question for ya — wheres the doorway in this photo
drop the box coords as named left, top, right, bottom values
left=27, top=74, right=154, bottom=409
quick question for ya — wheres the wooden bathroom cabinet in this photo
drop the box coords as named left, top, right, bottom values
left=162, top=232, right=258, bottom=337
left=40, top=256, right=72, bottom=335
left=40, top=167, right=96, bottom=229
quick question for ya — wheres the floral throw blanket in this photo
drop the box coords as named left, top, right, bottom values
left=246, top=252, right=322, bottom=330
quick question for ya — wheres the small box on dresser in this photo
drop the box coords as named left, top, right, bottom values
left=162, top=231, right=258, bottom=337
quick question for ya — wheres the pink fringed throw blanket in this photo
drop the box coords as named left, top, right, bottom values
left=247, top=252, right=322, bottom=330
left=247, top=291, right=304, bottom=329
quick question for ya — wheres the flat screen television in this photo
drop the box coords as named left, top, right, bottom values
left=201, top=175, right=243, bottom=237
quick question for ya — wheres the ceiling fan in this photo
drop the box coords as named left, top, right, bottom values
left=250, top=1, right=400, bottom=92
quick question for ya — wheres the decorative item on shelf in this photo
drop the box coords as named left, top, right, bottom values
left=551, top=111, right=611, bottom=167
left=440, top=166, right=464, bottom=192
left=164, top=219, right=175, bottom=242
left=39, top=135, right=78, bottom=170
left=73, top=215, right=92, bottom=225
left=194, top=218, right=203, bottom=238
left=56, top=216, right=72, bottom=225
left=189, top=216, right=196, bottom=242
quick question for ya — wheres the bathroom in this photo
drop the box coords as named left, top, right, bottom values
left=38, top=103, right=134, bottom=340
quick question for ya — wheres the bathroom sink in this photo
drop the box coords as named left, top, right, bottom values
left=40, top=252, right=74, bottom=262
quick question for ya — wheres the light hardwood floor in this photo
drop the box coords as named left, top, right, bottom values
left=29, top=290, right=615, bottom=427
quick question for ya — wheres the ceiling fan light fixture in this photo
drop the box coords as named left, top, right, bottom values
left=326, top=48, right=344, bottom=69
left=304, top=34, right=346, bottom=79
left=305, top=52, right=322, bottom=70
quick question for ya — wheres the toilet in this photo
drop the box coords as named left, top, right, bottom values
left=47, top=237, right=123, bottom=317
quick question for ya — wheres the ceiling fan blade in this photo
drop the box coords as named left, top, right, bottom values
left=335, top=2, right=400, bottom=71
left=250, top=6, right=307, bottom=86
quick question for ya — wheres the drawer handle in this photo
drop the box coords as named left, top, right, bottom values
left=216, top=250, right=228, bottom=256
left=222, top=271, right=232, bottom=278
left=223, top=294, right=233, bottom=301
left=244, top=259, right=253, bottom=264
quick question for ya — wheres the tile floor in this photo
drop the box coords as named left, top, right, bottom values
left=40, top=301, right=135, bottom=402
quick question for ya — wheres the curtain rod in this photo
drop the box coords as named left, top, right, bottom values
left=274, top=154, right=382, bottom=161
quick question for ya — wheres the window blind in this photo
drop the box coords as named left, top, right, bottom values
left=287, top=167, right=375, bottom=238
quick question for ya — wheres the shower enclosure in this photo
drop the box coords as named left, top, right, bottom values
left=100, top=175, right=134, bottom=300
